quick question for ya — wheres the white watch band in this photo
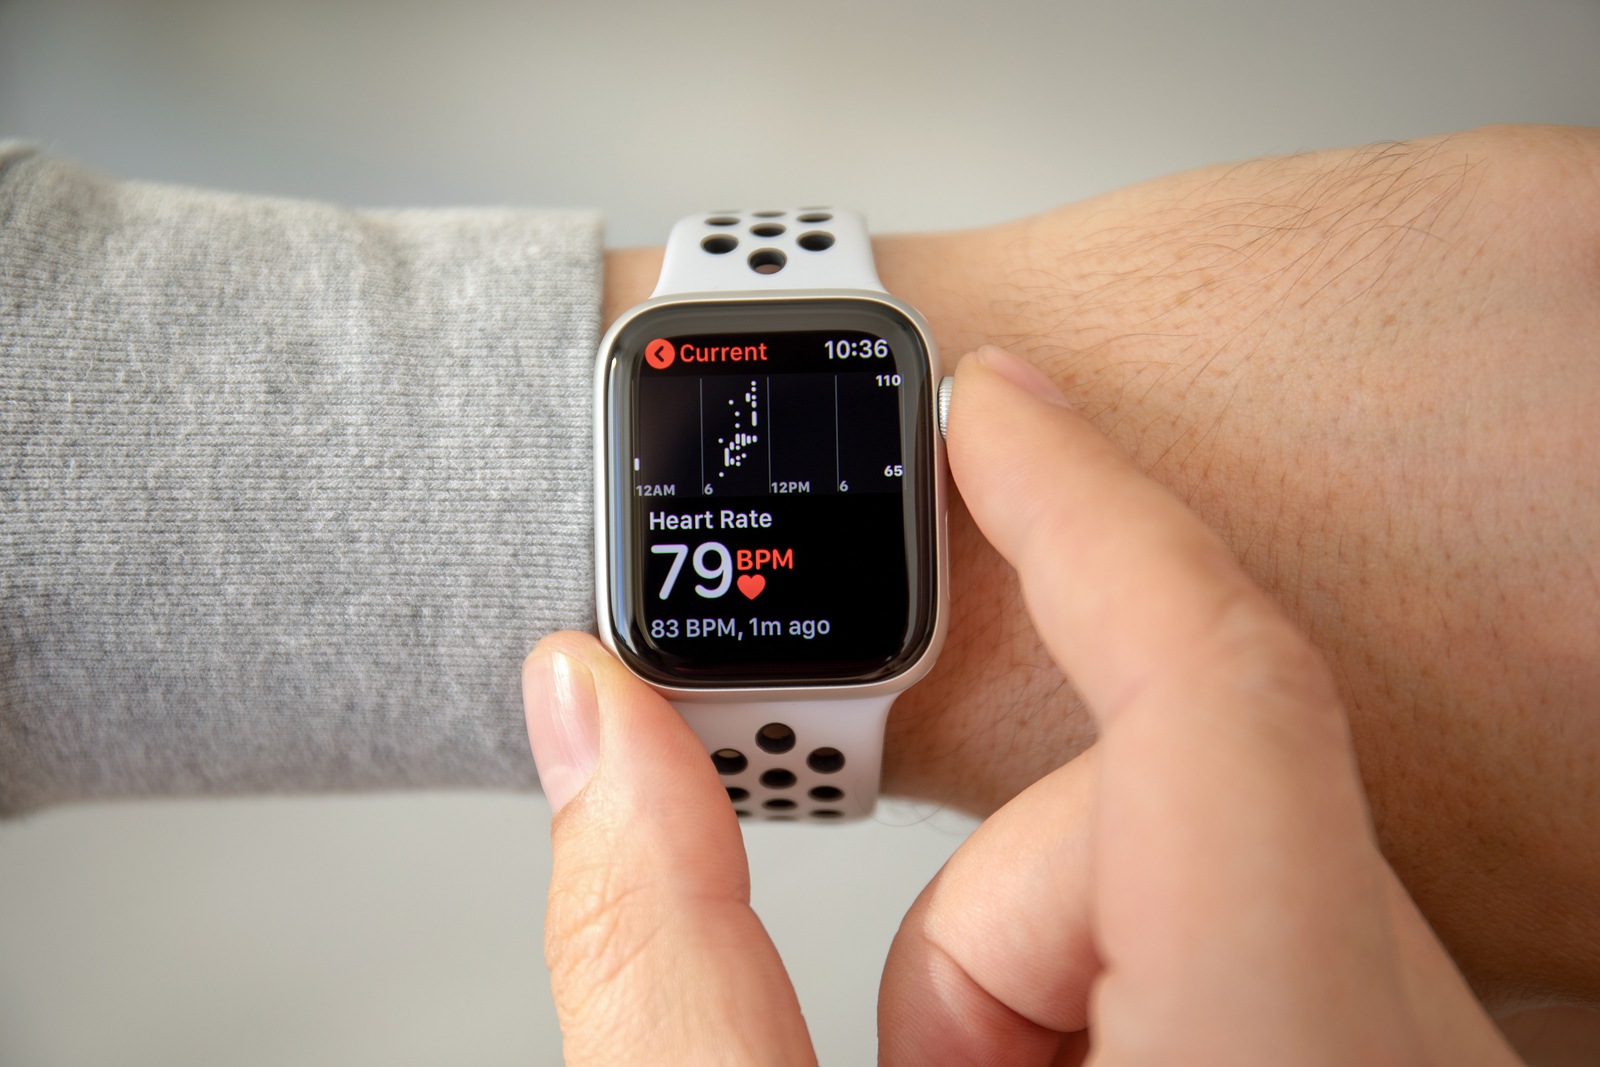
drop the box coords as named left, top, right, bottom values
left=655, top=207, right=894, bottom=823
left=673, top=695, right=893, bottom=821
left=652, top=207, right=883, bottom=296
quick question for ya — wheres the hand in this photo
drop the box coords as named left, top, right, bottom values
left=603, top=125, right=1600, bottom=1011
left=523, top=347, right=1521, bottom=1065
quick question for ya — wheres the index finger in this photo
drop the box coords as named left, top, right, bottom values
left=945, top=348, right=1397, bottom=1038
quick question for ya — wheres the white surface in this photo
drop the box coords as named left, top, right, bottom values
left=0, top=795, right=972, bottom=1065
left=2, top=0, right=1598, bottom=1063
left=4, top=0, right=1597, bottom=243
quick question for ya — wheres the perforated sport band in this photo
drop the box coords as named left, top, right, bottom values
left=655, top=207, right=892, bottom=823
left=683, top=695, right=893, bottom=822
left=652, top=207, right=883, bottom=297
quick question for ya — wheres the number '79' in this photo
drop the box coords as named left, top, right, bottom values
left=651, top=542, right=732, bottom=599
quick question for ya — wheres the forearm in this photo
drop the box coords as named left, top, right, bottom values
left=0, top=148, right=605, bottom=813
left=603, top=134, right=1600, bottom=830
left=887, top=125, right=1600, bottom=1009
left=605, top=127, right=1600, bottom=1008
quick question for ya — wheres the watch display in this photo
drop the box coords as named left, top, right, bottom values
left=601, top=298, right=939, bottom=687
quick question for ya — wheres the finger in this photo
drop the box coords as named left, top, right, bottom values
left=945, top=348, right=1415, bottom=1057
left=1380, top=868, right=1524, bottom=1064
left=946, top=346, right=1352, bottom=752
left=879, top=749, right=1098, bottom=1067
left=524, top=632, right=816, bottom=1067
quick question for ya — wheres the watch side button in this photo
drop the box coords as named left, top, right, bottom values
left=937, top=376, right=954, bottom=439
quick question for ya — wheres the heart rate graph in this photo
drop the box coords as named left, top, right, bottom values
left=633, top=371, right=902, bottom=498
left=704, top=376, right=764, bottom=495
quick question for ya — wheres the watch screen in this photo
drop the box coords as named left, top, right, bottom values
left=603, top=299, right=938, bottom=687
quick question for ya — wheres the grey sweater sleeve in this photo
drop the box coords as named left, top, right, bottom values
left=0, top=146, right=603, bottom=814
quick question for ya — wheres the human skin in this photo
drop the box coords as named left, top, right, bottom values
left=527, top=350, right=1521, bottom=1065
left=600, top=125, right=1600, bottom=1017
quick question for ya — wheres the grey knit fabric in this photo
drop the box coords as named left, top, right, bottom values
left=0, top=146, right=603, bottom=814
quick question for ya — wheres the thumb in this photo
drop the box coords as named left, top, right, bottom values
left=523, top=632, right=816, bottom=1067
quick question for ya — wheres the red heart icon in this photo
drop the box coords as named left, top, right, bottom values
left=736, top=573, right=766, bottom=599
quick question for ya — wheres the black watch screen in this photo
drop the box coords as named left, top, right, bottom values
left=602, top=298, right=939, bottom=687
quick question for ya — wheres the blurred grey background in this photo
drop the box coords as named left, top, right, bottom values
left=1, top=0, right=1596, bottom=1063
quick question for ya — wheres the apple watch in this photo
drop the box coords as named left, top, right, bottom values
left=595, top=208, right=948, bottom=822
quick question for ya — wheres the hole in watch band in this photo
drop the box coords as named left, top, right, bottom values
left=806, top=747, right=845, bottom=774
left=810, top=809, right=845, bottom=819
left=726, top=786, right=751, bottom=802
left=748, top=248, right=786, bottom=275
left=750, top=222, right=785, bottom=238
left=763, top=798, right=798, bottom=811
left=796, top=211, right=832, bottom=223
left=702, top=234, right=738, bottom=254
left=808, top=785, right=844, bottom=802
left=712, top=748, right=748, bottom=774
left=755, top=722, right=796, bottom=754
left=759, top=768, right=797, bottom=790
left=705, top=215, right=739, bottom=226
left=796, top=230, right=834, bottom=251
left=752, top=209, right=785, bottom=218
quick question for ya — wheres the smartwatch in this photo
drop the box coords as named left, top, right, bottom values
left=594, top=208, right=948, bottom=822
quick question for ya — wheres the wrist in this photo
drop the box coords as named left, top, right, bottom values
left=873, top=226, right=1105, bottom=810
left=601, top=246, right=664, bottom=330
left=599, top=226, right=1081, bottom=816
